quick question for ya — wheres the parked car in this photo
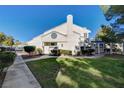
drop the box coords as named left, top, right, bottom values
left=15, top=47, right=24, bottom=51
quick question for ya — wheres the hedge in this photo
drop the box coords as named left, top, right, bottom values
left=51, top=49, right=60, bottom=56
left=24, top=46, right=36, bottom=54
left=60, top=49, right=72, bottom=55
left=0, top=52, right=16, bottom=73
left=81, top=49, right=95, bottom=55
left=50, top=49, right=72, bottom=56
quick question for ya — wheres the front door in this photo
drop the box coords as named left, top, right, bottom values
left=44, top=46, right=50, bottom=54
left=43, top=42, right=57, bottom=54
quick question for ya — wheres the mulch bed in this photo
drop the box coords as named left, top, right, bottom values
left=21, top=55, right=42, bottom=60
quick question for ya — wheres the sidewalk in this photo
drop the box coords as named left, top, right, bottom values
left=24, top=55, right=58, bottom=63
left=2, top=54, right=41, bottom=88
left=74, top=54, right=105, bottom=59
left=23, top=54, right=104, bottom=63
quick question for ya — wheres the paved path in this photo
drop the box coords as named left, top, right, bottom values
left=74, top=54, right=105, bottom=59
left=2, top=54, right=41, bottom=88
left=24, top=55, right=58, bottom=63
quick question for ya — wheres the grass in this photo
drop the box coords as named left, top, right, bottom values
left=26, top=55, right=124, bottom=88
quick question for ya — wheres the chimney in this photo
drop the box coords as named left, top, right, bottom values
left=66, top=15, right=74, bottom=51
left=67, top=14, right=73, bottom=43
left=67, top=14, right=73, bottom=25
left=67, top=15, right=73, bottom=34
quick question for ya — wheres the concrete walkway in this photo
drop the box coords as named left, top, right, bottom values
left=24, top=55, right=58, bottom=63
left=2, top=54, right=41, bottom=88
left=74, top=54, right=105, bottom=59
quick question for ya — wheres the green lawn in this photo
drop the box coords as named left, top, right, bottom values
left=26, top=55, right=124, bottom=88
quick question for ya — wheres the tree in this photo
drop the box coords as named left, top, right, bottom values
left=0, top=32, right=22, bottom=47
left=101, top=6, right=124, bottom=54
left=3, top=36, right=14, bottom=46
left=96, top=25, right=119, bottom=54
left=105, top=6, right=124, bottom=24
left=14, top=40, right=21, bottom=46
left=96, top=25, right=119, bottom=43
left=102, top=6, right=124, bottom=41
left=100, top=5, right=110, bottom=14
left=0, top=32, right=6, bottom=44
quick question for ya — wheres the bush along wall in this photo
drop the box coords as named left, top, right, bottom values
left=60, top=49, right=72, bottom=55
left=81, top=49, right=95, bottom=56
left=51, top=49, right=60, bottom=56
left=50, top=49, right=72, bottom=56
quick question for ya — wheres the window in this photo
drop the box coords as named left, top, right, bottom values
left=51, top=42, right=57, bottom=46
left=51, top=33, right=57, bottom=39
left=44, top=42, right=57, bottom=46
left=44, top=42, right=51, bottom=46
left=84, top=33, right=87, bottom=38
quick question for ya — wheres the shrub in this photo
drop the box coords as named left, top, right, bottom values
left=81, top=49, right=95, bottom=55
left=36, top=48, right=42, bottom=55
left=76, top=51, right=81, bottom=56
left=81, top=50, right=87, bottom=55
left=0, top=52, right=16, bottom=73
left=24, top=46, right=36, bottom=55
left=51, top=49, right=60, bottom=56
left=104, top=48, right=110, bottom=53
left=87, top=49, right=95, bottom=55
left=60, top=49, right=72, bottom=55
left=0, top=52, right=16, bottom=63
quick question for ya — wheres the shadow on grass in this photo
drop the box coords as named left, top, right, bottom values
left=27, top=56, right=124, bottom=88
left=56, top=57, right=124, bottom=88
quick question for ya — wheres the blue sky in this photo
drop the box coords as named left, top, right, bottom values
left=0, top=5, right=109, bottom=42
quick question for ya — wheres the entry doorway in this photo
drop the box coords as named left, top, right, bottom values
left=43, top=42, right=57, bottom=54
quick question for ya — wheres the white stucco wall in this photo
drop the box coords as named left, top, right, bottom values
left=27, top=36, right=42, bottom=49
left=27, top=26, right=90, bottom=55
left=42, top=23, right=67, bottom=36
left=41, top=31, right=67, bottom=42
left=27, top=15, right=91, bottom=55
